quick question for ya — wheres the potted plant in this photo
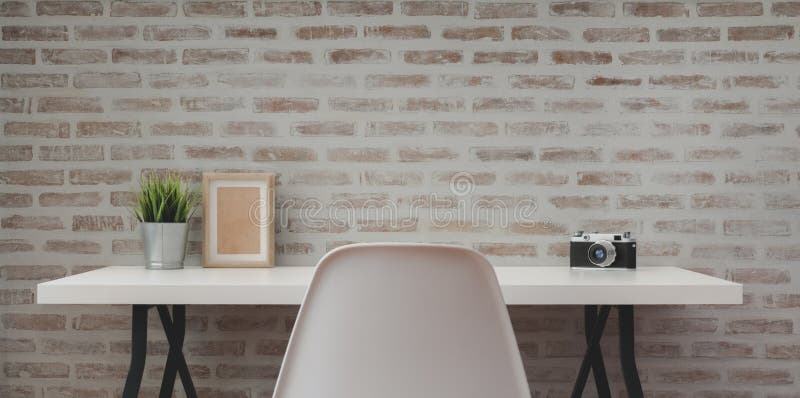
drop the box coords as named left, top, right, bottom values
left=131, top=174, right=199, bottom=270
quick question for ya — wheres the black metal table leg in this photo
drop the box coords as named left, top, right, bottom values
left=122, top=305, right=150, bottom=398
left=571, top=305, right=611, bottom=398
left=618, top=305, right=644, bottom=398
left=584, top=306, right=611, bottom=398
left=157, top=305, right=197, bottom=398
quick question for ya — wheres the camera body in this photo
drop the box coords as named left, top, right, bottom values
left=570, top=231, right=636, bottom=270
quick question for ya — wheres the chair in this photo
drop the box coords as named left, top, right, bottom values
left=272, top=243, right=530, bottom=398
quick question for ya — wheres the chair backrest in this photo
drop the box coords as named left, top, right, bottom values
left=273, top=243, right=530, bottom=398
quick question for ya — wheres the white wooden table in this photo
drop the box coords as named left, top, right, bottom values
left=38, top=266, right=741, bottom=398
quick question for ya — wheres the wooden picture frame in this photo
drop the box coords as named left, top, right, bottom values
left=202, top=173, right=275, bottom=268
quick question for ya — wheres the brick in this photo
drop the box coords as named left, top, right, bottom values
left=329, top=97, right=392, bottom=112
left=762, top=98, right=800, bottom=114
left=692, top=245, right=756, bottom=260
left=361, top=171, right=423, bottom=186
left=729, top=26, right=794, bottom=41
left=2, top=73, right=68, bottom=89
left=620, top=50, right=684, bottom=65
left=764, top=51, right=800, bottom=63
left=36, top=0, right=101, bottom=15
left=550, top=195, right=608, bottom=209
left=217, top=364, right=279, bottom=379
left=510, top=222, right=568, bottom=235
left=764, top=294, right=800, bottom=308
left=111, top=1, right=177, bottom=16
left=767, top=344, right=800, bottom=360
left=693, top=50, right=758, bottom=64
left=221, top=73, right=284, bottom=89
left=732, top=268, right=790, bottom=284
left=41, top=339, right=105, bottom=355
left=722, top=123, right=782, bottom=138
left=399, top=147, right=459, bottom=162
left=652, top=171, right=714, bottom=185
left=112, top=239, right=142, bottom=254
left=653, top=219, right=715, bottom=234
left=40, top=145, right=104, bottom=161
left=725, top=170, right=790, bottom=185
left=510, top=75, right=573, bottom=90
left=254, top=147, right=317, bottom=161
left=40, top=192, right=102, bottom=207
left=400, top=97, right=463, bottom=112
left=583, top=27, right=649, bottom=42
left=766, top=246, right=800, bottom=260
left=184, top=1, right=246, bottom=17
left=42, top=49, right=106, bottom=64
left=615, top=148, right=675, bottom=162
left=473, top=51, right=537, bottom=64
left=506, top=121, right=569, bottom=137
left=327, top=48, right=389, bottom=64
left=183, top=49, right=248, bottom=64
left=254, top=97, right=318, bottom=113
left=473, top=97, right=536, bottom=112
left=623, top=2, right=688, bottom=17
left=620, top=97, right=680, bottom=112
left=0, top=239, right=34, bottom=253
left=225, top=26, right=277, bottom=39
left=401, top=1, right=467, bottom=16
left=2, top=215, right=63, bottom=231
left=366, top=121, right=425, bottom=136
left=0, top=49, right=35, bottom=64
left=2, top=313, right=65, bottom=330
left=364, top=25, right=430, bottom=39
left=657, top=27, right=719, bottom=42
left=296, top=25, right=356, bottom=40
left=112, top=48, right=177, bottom=64
left=545, top=98, right=604, bottom=113
left=474, top=243, right=537, bottom=257
left=686, top=147, right=741, bottom=161
left=366, top=74, right=430, bottom=88
left=582, top=122, right=639, bottom=136
left=618, top=194, right=683, bottom=209
left=0, top=170, right=64, bottom=185
left=0, top=145, right=32, bottom=161
left=432, top=171, right=495, bottom=185
left=402, top=50, right=461, bottom=64
left=253, top=0, right=321, bottom=16
left=579, top=219, right=639, bottom=232
left=439, top=75, right=492, bottom=88
left=644, top=318, right=718, bottom=334
left=4, top=362, right=69, bottom=378
left=184, top=146, right=244, bottom=160
left=143, top=25, right=211, bottom=41
left=44, top=239, right=102, bottom=254
left=328, top=147, right=388, bottom=162
left=328, top=1, right=392, bottom=16
left=550, top=1, right=614, bottom=16
left=74, top=72, right=141, bottom=89
left=222, top=121, right=275, bottom=137
left=722, top=75, right=786, bottom=89
left=760, top=147, right=800, bottom=161
left=585, top=76, right=640, bottom=88
left=291, top=121, right=354, bottom=136
left=112, top=97, right=171, bottom=112
left=69, top=169, right=131, bottom=185
left=654, top=369, right=721, bottom=384
left=540, top=147, right=602, bottom=162
left=110, top=145, right=172, bottom=160
left=258, top=50, right=312, bottom=63
left=181, top=97, right=244, bottom=112
left=552, top=50, right=611, bottom=65
left=38, top=97, right=102, bottom=113
left=434, top=122, right=497, bottom=137
left=470, top=147, right=532, bottom=162
left=443, top=26, right=502, bottom=41
left=286, top=171, right=352, bottom=186
left=578, top=171, right=640, bottom=186
left=639, top=242, right=681, bottom=256
left=692, top=193, right=754, bottom=209
left=2, top=25, right=67, bottom=41
left=77, top=121, right=140, bottom=138
left=0, top=97, right=26, bottom=113
left=698, top=2, right=763, bottom=16
left=0, top=193, right=33, bottom=208
left=0, top=338, right=35, bottom=353
left=475, top=2, right=536, bottom=18
left=75, top=25, right=137, bottom=41
left=512, top=26, right=570, bottom=41
left=653, top=122, right=710, bottom=137
left=691, top=98, right=749, bottom=113
left=71, top=215, right=125, bottom=232
left=0, top=1, right=31, bottom=16
left=727, top=319, right=792, bottom=334
left=772, top=2, right=800, bottom=16
left=148, top=73, right=208, bottom=89
left=75, top=363, right=128, bottom=379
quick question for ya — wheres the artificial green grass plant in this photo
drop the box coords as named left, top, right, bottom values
left=132, top=174, right=199, bottom=223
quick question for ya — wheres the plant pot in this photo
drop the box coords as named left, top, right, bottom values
left=142, top=222, right=189, bottom=270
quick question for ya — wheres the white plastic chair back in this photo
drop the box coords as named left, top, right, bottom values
left=273, top=243, right=530, bottom=398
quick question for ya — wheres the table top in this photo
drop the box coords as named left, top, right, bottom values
left=37, top=266, right=742, bottom=306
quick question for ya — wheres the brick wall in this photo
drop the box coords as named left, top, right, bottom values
left=2, top=0, right=800, bottom=396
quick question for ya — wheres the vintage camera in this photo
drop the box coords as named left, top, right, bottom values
left=570, top=231, right=636, bottom=269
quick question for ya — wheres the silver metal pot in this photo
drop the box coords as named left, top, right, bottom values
left=141, top=222, right=188, bottom=270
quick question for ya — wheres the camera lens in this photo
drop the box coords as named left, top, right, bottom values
left=587, top=240, right=616, bottom=267
left=593, top=247, right=606, bottom=260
